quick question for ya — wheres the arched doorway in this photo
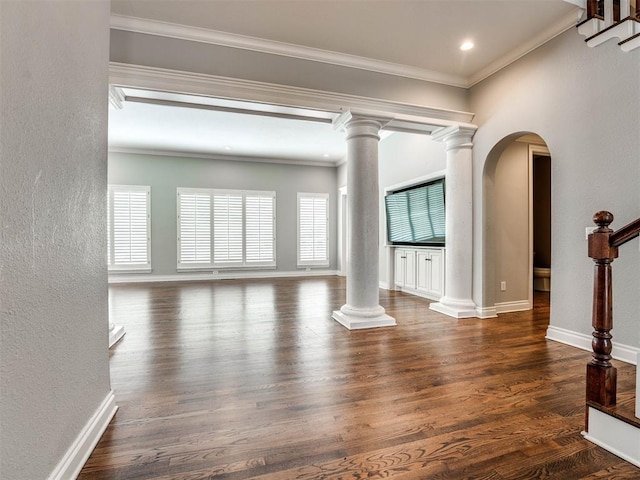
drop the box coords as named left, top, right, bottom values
left=482, top=133, right=551, bottom=315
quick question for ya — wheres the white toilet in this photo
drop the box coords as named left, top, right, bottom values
left=533, top=267, right=551, bottom=292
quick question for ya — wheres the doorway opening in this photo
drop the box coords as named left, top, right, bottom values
left=531, top=148, right=551, bottom=306
left=482, top=133, right=551, bottom=315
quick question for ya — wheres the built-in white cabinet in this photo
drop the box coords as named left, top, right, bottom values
left=416, top=249, right=444, bottom=298
left=394, top=248, right=416, bottom=290
left=394, top=247, right=445, bottom=301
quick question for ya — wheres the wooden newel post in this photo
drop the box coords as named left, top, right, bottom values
left=586, top=211, right=618, bottom=407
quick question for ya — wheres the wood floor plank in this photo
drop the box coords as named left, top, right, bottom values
left=79, top=277, right=638, bottom=479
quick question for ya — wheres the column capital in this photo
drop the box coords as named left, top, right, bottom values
left=333, top=110, right=393, bottom=140
left=431, top=125, right=477, bottom=151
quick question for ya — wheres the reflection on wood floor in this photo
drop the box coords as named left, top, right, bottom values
left=79, top=276, right=638, bottom=479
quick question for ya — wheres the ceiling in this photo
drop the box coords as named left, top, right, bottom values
left=109, top=89, right=348, bottom=166
left=108, top=0, right=584, bottom=165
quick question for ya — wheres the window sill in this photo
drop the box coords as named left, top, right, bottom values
left=108, top=267, right=152, bottom=274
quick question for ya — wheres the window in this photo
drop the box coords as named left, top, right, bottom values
left=297, top=193, right=329, bottom=267
left=212, top=192, right=243, bottom=265
left=177, top=190, right=211, bottom=265
left=107, top=185, right=151, bottom=272
left=385, top=178, right=445, bottom=246
left=245, top=194, right=275, bottom=264
left=177, top=188, right=276, bottom=269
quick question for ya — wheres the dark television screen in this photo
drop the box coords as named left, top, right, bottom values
left=385, top=179, right=445, bottom=246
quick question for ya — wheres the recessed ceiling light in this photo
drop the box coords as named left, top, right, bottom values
left=323, top=153, right=330, bottom=158
left=460, top=41, right=474, bottom=51
left=224, top=146, right=232, bottom=150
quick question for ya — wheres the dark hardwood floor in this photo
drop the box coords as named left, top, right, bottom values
left=79, top=277, right=638, bottom=479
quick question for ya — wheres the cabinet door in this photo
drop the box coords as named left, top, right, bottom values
left=416, top=251, right=430, bottom=292
left=404, top=249, right=417, bottom=290
left=394, top=249, right=405, bottom=287
left=428, top=249, right=444, bottom=297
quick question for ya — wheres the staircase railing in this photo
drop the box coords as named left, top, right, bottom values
left=586, top=0, right=639, bottom=23
left=586, top=211, right=640, bottom=419
left=578, top=0, right=640, bottom=52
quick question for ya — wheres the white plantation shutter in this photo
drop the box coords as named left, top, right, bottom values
left=298, top=193, right=329, bottom=266
left=213, top=193, right=244, bottom=264
left=108, top=185, right=150, bottom=270
left=245, top=194, right=275, bottom=263
left=178, top=191, right=211, bottom=265
left=177, top=188, right=276, bottom=269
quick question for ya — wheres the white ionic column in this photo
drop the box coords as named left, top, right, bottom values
left=109, top=320, right=125, bottom=348
left=332, top=112, right=396, bottom=330
left=430, top=125, right=478, bottom=318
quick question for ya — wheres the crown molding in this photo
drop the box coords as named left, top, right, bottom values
left=108, top=86, right=125, bottom=110
left=108, top=146, right=341, bottom=168
left=468, top=9, right=583, bottom=87
left=109, top=63, right=475, bottom=127
left=110, top=14, right=468, bottom=88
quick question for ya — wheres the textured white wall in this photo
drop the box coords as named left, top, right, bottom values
left=0, top=2, right=111, bottom=479
left=470, top=30, right=640, bottom=344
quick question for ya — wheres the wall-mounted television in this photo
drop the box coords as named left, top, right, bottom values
left=385, top=178, right=445, bottom=246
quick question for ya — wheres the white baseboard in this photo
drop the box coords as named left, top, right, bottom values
left=332, top=309, right=397, bottom=330
left=475, top=306, right=498, bottom=318
left=583, top=407, right=640, bottom=468
left=48, top=391, right=117, bottom=480
left=109, top=269, right=338, bottom=284
left=495, top=300, right=531, bottom=314
left=379, top=281, right=390, bottom=290
left=545, top=325, right=637, bottom=365
left=430, top=301, right=477, bottom=319
left=394, top=286, right=440, bottom=302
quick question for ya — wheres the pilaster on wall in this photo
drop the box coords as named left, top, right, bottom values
left=429, top=125, right=478, bottom=319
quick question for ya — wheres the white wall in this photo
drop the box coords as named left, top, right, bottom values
left=487, top=141, right=530, bottom=306
left=0, top=2, right=112, bottom=479
left=378, top=132, right=447, bottom=285
left=470, top=30, right=640, bottom=346
left=109, top=30, right=470, bottom=113
left=109, top=152, right=338, bottom=275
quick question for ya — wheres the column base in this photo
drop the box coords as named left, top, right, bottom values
left=109, top=324, right=125, bottom=348
left=430, top=297, right=477, bottom=319
left=332, top=305, right=396, bottom=330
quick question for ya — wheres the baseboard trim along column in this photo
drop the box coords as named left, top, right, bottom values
left=332, top=306, right=396, bottom=330
left=47, top=391, right=118, bottom=480
left=430, top=296, right=478, bottom=318
left=475, top=306, right=498, bottom=319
